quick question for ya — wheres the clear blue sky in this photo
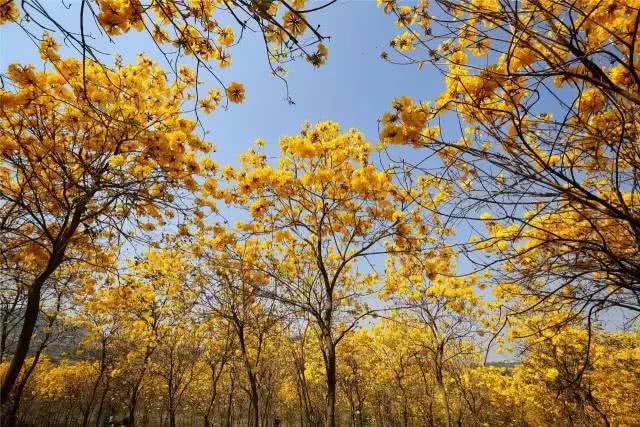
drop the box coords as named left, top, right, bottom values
left=2, top=0, right=625, bottom=351
left=0, top=1, right=442, bottom=166
left=0, top=0, right=487, bottom=309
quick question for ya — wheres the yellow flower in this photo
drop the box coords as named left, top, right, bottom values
left=217, top=25, right=235, bottom=46
left=199, top=88, right=222, bottom=113
left=609, top=64, right=632, bottom=86
left=283, top=11, right=307, bottom=36
left=226, top=81, right=245, bottom=103
left=0, top=0, right=19, bottom=24
left=306, top=43, right=328, bottom=67
left=109, top=154, right=126, bottom=167
left=391, top=210, right=405, bottom=222
left=222, top=165, right=236, bottom=179
left=392, top=32, right=416, bottom=52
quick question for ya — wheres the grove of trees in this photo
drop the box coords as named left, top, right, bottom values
left=1, top=0, right=639, bottom=426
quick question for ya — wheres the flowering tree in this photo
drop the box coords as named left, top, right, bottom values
left=378, top=0, right=640, bottom=331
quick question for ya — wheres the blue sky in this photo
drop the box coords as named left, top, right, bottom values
left=2, top=0, right=629, bottom=351
left=0, top=1, right=441, bottom=166
left=0, top=0, right=450, bottom=256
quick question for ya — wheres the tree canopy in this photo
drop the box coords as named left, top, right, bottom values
left=1, top=1, right=639, bottom=426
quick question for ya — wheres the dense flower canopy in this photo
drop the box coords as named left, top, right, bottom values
left=1, top=1, right=640, bottom=426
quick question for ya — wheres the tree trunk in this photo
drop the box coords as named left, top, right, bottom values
left=129, top=345, right=153, bottom=427
left=168, top=373, right=177, bottom=427
left=438, top=377, right=452, bottom=427
left=321, top=334, right=337, bottom=427
left=0, top=273, right=45, bottom=405
left=83, top=340, right=107, bottom=427
left=129, top=393, right=138, bottom=427
left=1, top=205, right=83, bottom=404
left=0, top=291, right=21, bottom=364
left=128, top=370, right=144, bottom=426
left=3, top=289, right=63, bottom=427
left=5, top=348, right=44, bottom=427
left=204, top=361, right=223, bottom=427
left=400, top=384, right=409, bottom=427
left=225, top=372, right=235, bottom=427
left=94, top=376, right=111, bottom=427
left=225, top=391, right=233, bottom=427
left=237, top=323, right=259, bottom=427
left=248, top=375, right=259, bottom=427
left=435, top=345, right=452, bottom=427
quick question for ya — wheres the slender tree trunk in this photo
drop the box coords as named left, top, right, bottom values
left=3, top=292, right=61, bottom=427
left=143, top=405, right=151, bottom=427
left=94, top=376, right=110, bottom=427
left=204, top=361, right=223, bottom=427
left=0, top=273, right=45, bottom=405
left=438, top=377, right=452, bottom=427
left=321, top=334, right=337, bottom=427
left=297, top=386, right=304, bottom=427
left=128, top=369, right=144, bottom=426
left=296, top=361, right=312, bottom=427
left=237, top=324, right=259, bottom=427
left=83, top=340, right=107, bottom=427
left=260, top=390, right=273, bottom=427
left=81, top=399, right=94, bottom=427
left=248, top=375, right=259, bottom=427
left=63, top=407, right=72, bottom=427
left=129, top=392, right=138, bottom=427
left=1, top=205, right=83, bottom=404
left=355, top=387, right=364, bottom=427
left=0, top=292, right=21, bottom=364
left=344, top=389, right=355, bottom=427
left=225, top=390, right=233, bottom=427
left=225, top=372, right=235, bottom=427
left=168, top=372, right=177, bottom=427
left=129, top=345, right=153, bottom=427
left=7, top=346, right=44, bottom=427
left=4, top=350, right=40, bottom=427
left=400, top=384, right=409, bottom=427
left=5, top=378, right=24, bottom=427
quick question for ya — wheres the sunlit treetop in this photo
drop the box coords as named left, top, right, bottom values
left=377, top=0, right=640, bottom=177
left=208, top=121, right=439, bottom=257
left=382, top=245, right=486, bottom=314
left=376, top=0, right=640, bottom=322
left=0, top=0, right=331, bottom=101
left=0, top=40, right=222, bottom=277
